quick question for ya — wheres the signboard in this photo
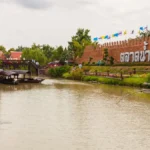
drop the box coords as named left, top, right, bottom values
left=120, top=41, right=150, bottom=62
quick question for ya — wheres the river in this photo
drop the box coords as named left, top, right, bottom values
left=0, top=79, right=150, bottom=150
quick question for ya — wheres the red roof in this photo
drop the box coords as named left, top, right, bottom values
left=10, top=51, right=22, bottom=60
left=0, top=51, right=6, bottom=60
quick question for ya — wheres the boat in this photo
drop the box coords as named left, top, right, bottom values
left=0, top=78, right=19, bottom=85
left=19, top=78, right=45, bottom=83
left=9, top=70, right=45, bottom=83
left=0, top=70, right=19, bottom=85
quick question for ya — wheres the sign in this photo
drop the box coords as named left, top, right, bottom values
left=120, top=41, right=150, bottom=62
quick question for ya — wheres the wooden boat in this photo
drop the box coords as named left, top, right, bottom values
left=9, top=70, right=45, bottom=83
left=18, top=78, right=45, bottom=83
left=0, top=70, right=19, bottom=85
left=0, top=78, right=19, bottom=85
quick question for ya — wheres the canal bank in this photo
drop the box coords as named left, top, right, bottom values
left=47, top=66, right=150, bottom=88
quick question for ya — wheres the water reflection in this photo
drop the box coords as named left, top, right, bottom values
left=0, top=79, right=150, bottom=150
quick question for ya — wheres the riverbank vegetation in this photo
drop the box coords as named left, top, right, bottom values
left=47, top=65, right=150, bottom=88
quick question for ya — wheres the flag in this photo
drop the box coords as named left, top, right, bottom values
left=104, top=35, right=109, bottom=39
left=118, top=32, right=122, bottom=35
left=102, top=36, right=105, bottom=39
left=93, top=37, right=98, bottom=41
left=144, top=26, right=148, bottom=31
left=140, top=27, right=144, bottom=31
left=108, top=36, right=111, bottom=39
left=124, top=30, right=127, bottom=35
left=113, top=33, right=119, bottom=37
left=138, top=30, right=141, bottom=34
left=131, top=30, right=134, bottom=34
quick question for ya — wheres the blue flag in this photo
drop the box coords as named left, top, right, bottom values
left=140, top=27, right=144, bottom=31
left=93, top=37, right=98, bottom=41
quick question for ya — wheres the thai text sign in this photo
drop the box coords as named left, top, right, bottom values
left=120, top=41, right=150, bottom=62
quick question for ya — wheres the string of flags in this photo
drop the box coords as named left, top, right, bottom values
left=93, top=26, right=148, bottom=42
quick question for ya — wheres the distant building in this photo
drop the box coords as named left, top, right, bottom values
left=0, top=51, right=6, bottom=60
left=8, top=51, right=22, bottom=60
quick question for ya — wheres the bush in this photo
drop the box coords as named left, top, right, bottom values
left=63, top=72, right=72, bottom=79
left=147, top=73, right=150, bottom=83
left=48, top=66, right=71, bottom=77
left=71, top=68, right=83, bottom=80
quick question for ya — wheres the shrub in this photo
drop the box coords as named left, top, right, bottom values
left=48, top=66, right=71, bottom=77
left=70, top=68, right=83, bottom=80
left=63, top=72, right=72, bottom=79
left=147, top=73, right=150, bottom=83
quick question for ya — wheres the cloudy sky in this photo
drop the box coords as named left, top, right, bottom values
left=0, top=0, right=149, bottom=49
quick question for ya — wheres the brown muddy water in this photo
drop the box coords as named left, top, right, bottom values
left=0, top=79, right=150, bottom=150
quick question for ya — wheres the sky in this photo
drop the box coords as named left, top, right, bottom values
left=0, top=0, right=150, bottom=49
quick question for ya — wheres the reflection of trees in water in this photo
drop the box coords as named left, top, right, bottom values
left=0, top=83, right=51, bottom=93
left=96, top=84, right=150, bottom=103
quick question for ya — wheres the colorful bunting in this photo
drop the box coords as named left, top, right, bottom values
left=93, top=25, right=148, bottom=42
left=124, top=30, right=127, bottom=35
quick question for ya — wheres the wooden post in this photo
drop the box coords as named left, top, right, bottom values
left=107, top=70, right=109, bottom=76
left=95, top=70, right=97, bottom=76
left=120, top=72, right=123, bottom=80
left=133, top=68, right=136, bottom=74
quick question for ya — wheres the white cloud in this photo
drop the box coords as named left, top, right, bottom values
left=0, top=0, right=149, bottom=49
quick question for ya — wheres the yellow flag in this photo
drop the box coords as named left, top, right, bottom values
left=124, top=30, right=127, bottom=35
left=138, top=30, right=141, bottom=34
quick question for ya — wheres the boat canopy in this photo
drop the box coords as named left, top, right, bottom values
left=9, top=70, right=31, bottom=75
left=0, top=70, right=31, bottom=76
left=0, top=71, right=16, bottom=76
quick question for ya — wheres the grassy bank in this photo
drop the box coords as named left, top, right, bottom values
left=48, top=66, right=150, bottom=88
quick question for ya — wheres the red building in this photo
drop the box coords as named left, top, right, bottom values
left=0, top=51, right=6, bottom=60
left=8, top=51, right=22, bottom=60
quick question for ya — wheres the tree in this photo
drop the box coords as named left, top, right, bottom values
left=59, top=48, right=69, bottom=63
left=41, top=44, right=55, bottom=61
left=51, top=46, right=64, bottom=61
left=0, top=45, right=6, bottom=53
left=137, top=30, right=150, bottom=38
left=16, top=46, right=24, bottom=52
left=68, top=28, right=92, bottom=61
left=22, top=48, right=47, bottom=65
left=103, top=48, right=109, bottom=62
left=8, top=48, right=15, bottom=52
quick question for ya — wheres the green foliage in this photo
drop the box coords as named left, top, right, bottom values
left=139, top=30, right=150, bottom=38
left=82, top=75, right=147, bottom=87
left=48, top=66, right=71, bottom=77
left=103, top=48, right=109, bottom=62
left=0, top=45, right=6, bottom=53
left=70, top=68, right=83, bottom=80
left=51, top=46, right=64, bottom=61
left=88, top=57, right=93, bottom=64
left=147, top=74, right=150, bottom=83
left=68, top=28, right=92, bottom=60
left=42, top=44, right=54, bottom=61
left=15, top=46, right=25, bottom=51
left=63, top=72, right=72, bottom=79
left=123, top=77, right=146, bottom=86
left=109, top=56, right=114, bottom=65
left=22, top=48, right=47, bottom=65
